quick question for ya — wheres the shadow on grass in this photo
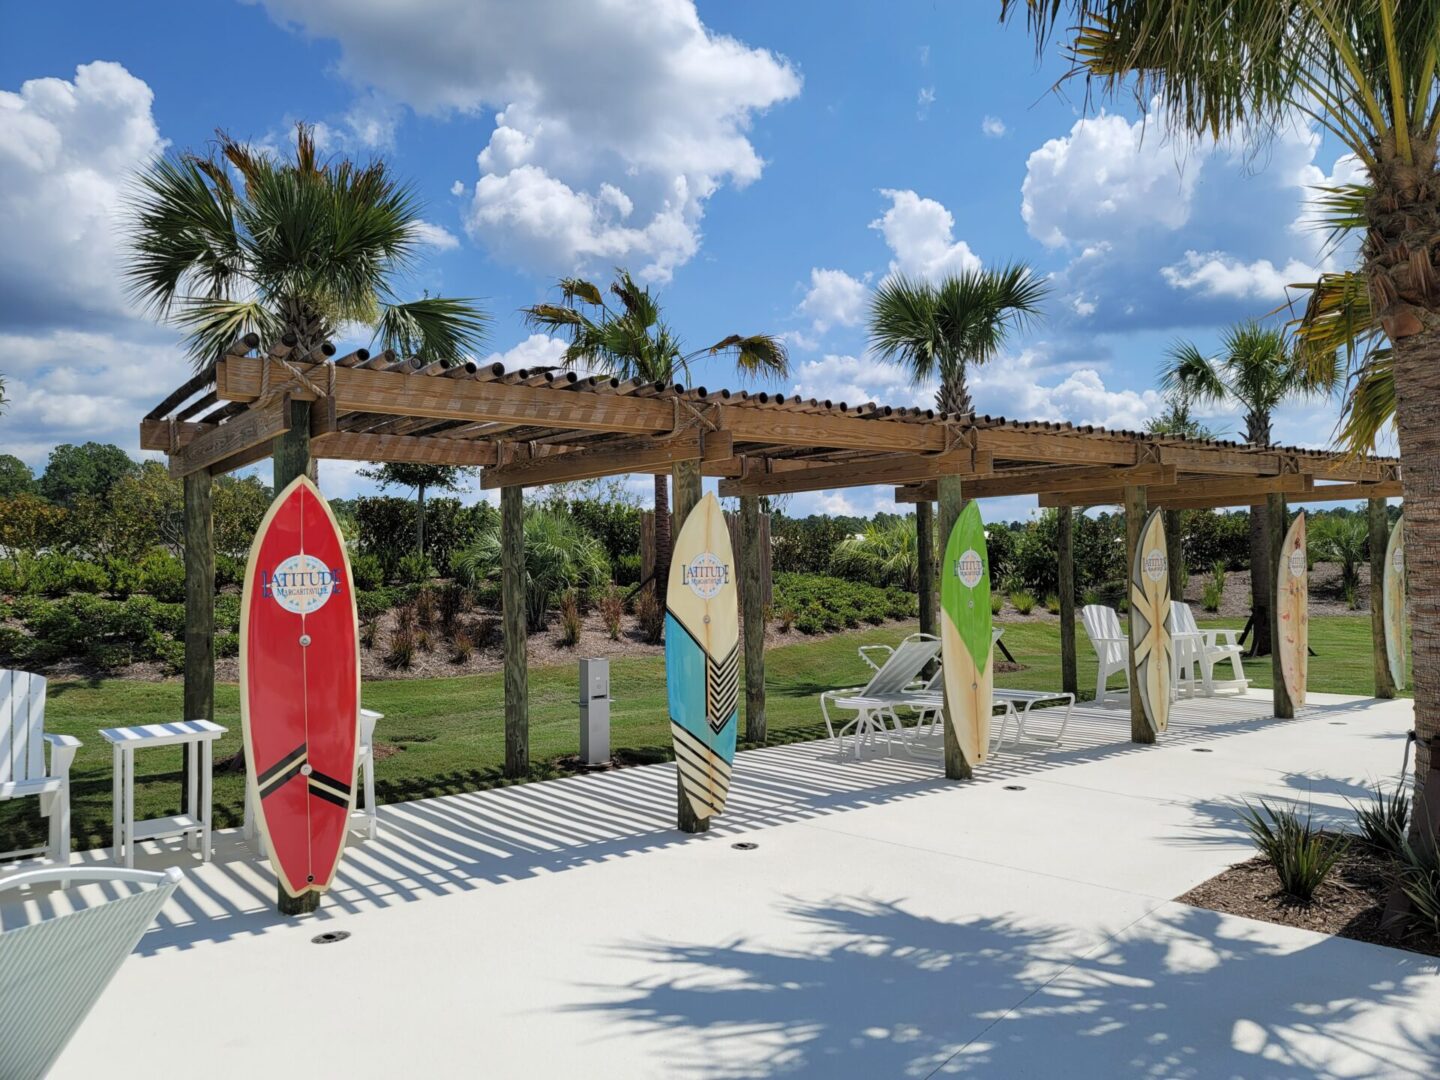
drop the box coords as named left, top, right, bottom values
left=567, top=896, right=1440, bottom=1078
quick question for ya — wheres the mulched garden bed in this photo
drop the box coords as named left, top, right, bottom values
left=1178, top=840, right=1440, bottom=959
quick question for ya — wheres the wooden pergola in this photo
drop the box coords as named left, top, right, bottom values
left=144, top=334, right=1403, bottom=829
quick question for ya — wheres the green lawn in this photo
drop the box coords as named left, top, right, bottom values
left=1, top=614, right=1402, bottom=852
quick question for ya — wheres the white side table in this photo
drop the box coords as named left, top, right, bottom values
left=99, top=720, right=227, bottom=868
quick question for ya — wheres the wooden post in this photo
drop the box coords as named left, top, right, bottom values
left=1268, top=493, right=1295, bottom=720
left=271, top=399, right=318, bottom=916
left=1165, top=508, right=1185, bottom=601
left=916, top=501, right=937, bottom=643
left=1370, top=498, right=1397, bottom=699
left=671, top=461, right=707, bottom=832
left=1057, top=505, right=1078, bottom=697
left=936, top=474, right=971, bottom=780
left=1125, top=485, right=1154, bottom=744
left=502, top=484, right=529, bottom=778
left=182, top=469, right=214, bottom=805
left=740, top=494, right=767, bottom=744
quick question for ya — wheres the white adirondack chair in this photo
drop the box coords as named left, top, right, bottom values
left=1170, top=602, right=1249, bottom=695
left=821, top=633, right=941, bottom=757
left=0, top=671, right=80, bottom=874
left=1081, top=605, right=1129, bottom=704
left=0, top=865, right=181, bottom=1079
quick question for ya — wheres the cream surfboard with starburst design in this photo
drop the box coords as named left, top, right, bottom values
left=1277, top=512, right=1308, bottom=707
left=1130, top=509, right=1171, bottom=734
left=666, top=492, right=739, bottom=820
left=1384, top=516, right=1406, bottom=690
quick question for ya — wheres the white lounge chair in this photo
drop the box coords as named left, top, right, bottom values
left=1170, top=602, right=1249, bottom=696
left=0, top=865, right=182, bottom=1080
left=821, top=634, right=940, bottom=758
left=1081, top=605, right=1129, bottom=704
left=0, top=670, right=80, bottom=877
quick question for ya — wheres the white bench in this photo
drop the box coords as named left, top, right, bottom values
left=0, top=670, right=80, bottom=877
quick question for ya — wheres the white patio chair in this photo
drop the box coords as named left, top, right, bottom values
left=0, top=865, right=182, bottom=1080
left=1081, top=605, right=1129, bottom=704
left=0, top=670, right=80, bottom=877
left=1170, top=602, right=1250, bottom=695
left=821, top=634, right=940, bottom=758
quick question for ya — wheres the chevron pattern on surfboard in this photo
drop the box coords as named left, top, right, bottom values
left=670, top=719, right=732, bottom=816
left=1130, top=508, right=1172, bottom=734
left=706, top=643, right=739, bottom=735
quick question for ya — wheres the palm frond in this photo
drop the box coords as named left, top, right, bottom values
left=701, top=334, right=790, bottom=378
left=169, top=298, right=282, bottom=369
left=1159, top=340, right=1227, bottom=405
left=1337, top=350, right=1395, bottom=455
left=374, top=296, right=490, bottom=366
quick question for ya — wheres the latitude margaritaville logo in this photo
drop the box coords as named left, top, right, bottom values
left=264, top=553, right=345, bottom=615
left=683, top=552, right=730, bottom=599
left=1144, top=550, right=1168, bottom=583
left=954, top=549, right=984, bottom=589
left=1289, top=550, right=1307, bottom=578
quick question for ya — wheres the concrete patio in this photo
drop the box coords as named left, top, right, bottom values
left=6, top=690, right=1436, bottom=1078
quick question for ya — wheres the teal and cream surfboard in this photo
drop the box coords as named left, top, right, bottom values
left=666, top=492, right=739, bottom=820
left=1130, top=509, right=1171, bottom=733
left=1384, top=516, right=1406, bottom=690
left=1277, top=512, right=1308, bottom=707
left=940, top=501, right=992, bottom=767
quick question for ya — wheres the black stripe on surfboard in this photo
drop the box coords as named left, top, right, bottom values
left=671, top=732, right=733, bottom=781
left=306, top=768, right=352, bottom=797
left=257, top=743, right=307, bottom=788
left=675, top=763, right=726, bottom=815
left=670, top=721, right=732, bottom=773
left=308, top=782, right=351, bottom=810
left=674, top=750, right=733, bottom=801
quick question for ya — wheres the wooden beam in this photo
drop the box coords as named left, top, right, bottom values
left=168, top=397, right=291, bottom=479
left=718, top=448, right=988, bottom=497
left=976, top=428, right=1137, bottom=465
left=313, top=431, right=499, bottom=467
left=1039, top=472, right=1313, bottom=508
left=217, top=356, right=948, bottom=453
left=1287, top=481, right=1403, bottom=504
left=482, top=431, right=732, bottom=489
left=140, top=418, right=207, bottom=452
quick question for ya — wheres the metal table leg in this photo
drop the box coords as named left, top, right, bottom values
left=201, top=738, right=213, bottom=863
left=123, top=747, right=135, bottom=869
left=112, top=743, right=122, bottom=865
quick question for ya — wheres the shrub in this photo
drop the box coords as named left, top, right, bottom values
left=990, top=592, right=1004, bottom=615
left=36, top=554, right=111, bottom=597
left=438, top=583, right=471, bottom=631
left=415, top=627, right=433, bottom=652
left=1081, top=587, right=1103, bottom=607
left=356, top=589, right=393, bottom=622
left=472, top=615, right=501, bottom=649
left=394, top=604, right=416, bottom=633
left=1343, top=582, right=1361, bottom=610
left=1239, top=800, right=1348, bottom=903
left=111, top=549, right=184, bottom=602
left=386, top=625, right=416, bottom=669
left=1211, top=559, right=1228, bottom=595
left=1011, top=590, right=1036, bottom=615
left=614, top=552, right=642, bottom=587
left=20, top=594, right=183, bottom=670
left=215, top=553, right=244, bottom=590
left=1350, top=786, right=1410, bottom=859
left=777, top=606, right=795, bottom=633
left=1044, top=594, right=1060, bottom=614
left=350, top=552, right=385, bottom=591
left=359, top=619, right=378, bottom=650
left=450, top=628, right=475, bottom=663
left=772, top=573, right=913, bottom=635
left=830, top=516, right=920, bottom=589
left=396, top=552, right=436, bottom=585
left=1202, top=579, right=1223, bottom=613
left=215, top=593, right=242, bottom=632
left=636, top=589, right=665, bottom=644
left=414, top=587, right=437, bottom=629
left=215, top=631, right=240, bottom=659
left=1398, top=841, right=1440, bottom=939
left=600, top=585, right=623, bottom=641
left=558, top=591, right=583, bottom=646
left=772, top=514, right=863, bottom=575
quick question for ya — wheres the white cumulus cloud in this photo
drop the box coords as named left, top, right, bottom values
left=411, top=220, right=461, bottom=251
left=798, top=268, right=869, bottom=333
left=871, top=189, right=981, bottom=282
left=485, top=333, right=567, bottom=372
left=981, top=115, right=1006, bottom=138
left=257, top=0, right=801, bottom=281
left=1160, top=250, right=1321, bottom=301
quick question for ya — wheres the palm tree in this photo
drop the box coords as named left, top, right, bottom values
left=1161, top=322, right=1339, bottom=653
left=1003, top=0, right=1440, bottom=819
left=523, top=269, right=788, bottom=603
left=1146, top=393, right=1219, bottom=599
left=867, top=265, right=1048, bottom=416
left=831, top=517, right=922, bottom=590
left=126, top=123, right=489, bottom=371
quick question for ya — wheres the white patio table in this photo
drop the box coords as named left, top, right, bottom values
left=99, top=720, right=226, bottom=868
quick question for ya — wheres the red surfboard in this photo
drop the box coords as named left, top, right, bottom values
left=240, top=475, right=360, bottom=901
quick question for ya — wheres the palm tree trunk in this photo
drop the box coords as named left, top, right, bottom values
left=1246, top=412, right=1273, bottom=656
left=1391, top=316, right=1440, bottom=830
left=935, top=368, right=972, bottom=418
left=653, top=472, right=672, bottom=606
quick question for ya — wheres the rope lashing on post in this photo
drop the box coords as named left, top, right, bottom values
left=256, top=353, right=337, bottom=409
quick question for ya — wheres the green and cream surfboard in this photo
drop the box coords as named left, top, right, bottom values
left=1384, top=516, right=1406, bottom=690
left=1130, top=509, right=1171, bottom=734
left=940, top=501, right=992, bottom=767
left=666, top=492, right=739, bottom=821
left=1277, top=512, right=1308, bottom=707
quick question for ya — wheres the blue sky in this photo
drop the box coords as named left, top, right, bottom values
left=0, top=1, right=1369, bottom=520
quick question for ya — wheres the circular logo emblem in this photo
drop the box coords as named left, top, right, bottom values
left=1392, top=547, right=1405, bottom=574
left=265, top=553, right=340, bottom=615
left=684, top=552, right=729, bottom=599
left=1288, top=551, right=1306, bottom=578
left=955, top=549, right=984, bottom=589
left=1143, top=550, right=1168, bottom=584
